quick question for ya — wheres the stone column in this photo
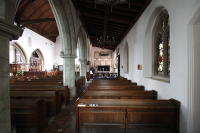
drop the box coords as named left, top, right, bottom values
left=61, top=54, right=76, bottom=100
left=79, top=59, right=87, bottom=78
left=0, top=20, right=23, bottom=132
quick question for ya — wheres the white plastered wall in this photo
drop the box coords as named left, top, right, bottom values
left=116, top=0, right=200, bottom=132
left=11, top=28, right=56, bottom=71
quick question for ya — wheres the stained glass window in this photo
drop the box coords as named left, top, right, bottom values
left=153, top=11, right=170, bottom=78
left=157, top=34, right=163, bottom=74
left=167, top=32, right=170, bottom=75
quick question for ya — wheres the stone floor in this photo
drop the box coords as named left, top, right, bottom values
left=16, top=81, right=173, bottom=133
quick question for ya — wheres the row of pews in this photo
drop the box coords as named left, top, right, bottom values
left=76, top=77, right=180, bottom=133
left=10, top=75, right=85, bottom=133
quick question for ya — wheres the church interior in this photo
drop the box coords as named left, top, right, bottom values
left=0, top=0, right=200, bottom=133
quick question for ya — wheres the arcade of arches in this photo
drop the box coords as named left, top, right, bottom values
left=0, top=0, right=200, bottom=133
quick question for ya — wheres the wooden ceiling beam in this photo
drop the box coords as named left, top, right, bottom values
left=87, top=30, right=103, bottom=34
left=15, top=0, right=36, bottom=26
left=103, top=6, right=109, bottom=40
left=84, top=21, right=104, bottom=26
left=109, top=9, right=137, bottom=17
left=41, top=34, right=59, bottom=37
left=78, top=0, right=143, bottom=10
left=108, top=14, right=134, bottom=24
left=81, top=10, right=104, bottom=19
left=82, top=11, right=133, bottom=24
left=113, top=4, right=140, bottom=12
left=83, top=18, right=104, bottom=24
left=85, top=24, right=103, bottom=28
left=76, top=1, right=104, bottom=11
left=20, top=18, right=56, bottom=28
left=77, top=1, right=136, bottom=17
left=107, top=28, right=126, bottom=33
left=107, top=25, right=127, bottom=30
left=107, top=22, right=129, bottom=28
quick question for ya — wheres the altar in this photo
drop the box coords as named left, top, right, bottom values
left=98, top=65, right=110, bottom=72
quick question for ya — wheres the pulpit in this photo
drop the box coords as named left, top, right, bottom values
left=10, top=64, right=21, bottom=76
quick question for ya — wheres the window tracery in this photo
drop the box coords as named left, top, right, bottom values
left=153, top=11, right=170, bottom=78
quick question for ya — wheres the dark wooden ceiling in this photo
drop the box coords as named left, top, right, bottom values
left=15, top=0, right=152, bottom=50
left=15, top=0, right=58, bottom=42
left=72, top=0, right=152, bottom=50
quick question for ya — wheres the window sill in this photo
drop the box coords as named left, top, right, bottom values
left=146, top=76, right=170, bottom=83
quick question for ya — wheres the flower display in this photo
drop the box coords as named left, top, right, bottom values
left=16, top=69, right=24, bottom=76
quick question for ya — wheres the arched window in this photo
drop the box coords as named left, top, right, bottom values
left=153, top=10, right=170, bottom=77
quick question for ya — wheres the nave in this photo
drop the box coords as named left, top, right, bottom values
left=43, top=78, right=174, bottom=133
left=11, top=75, right=179, bottom=133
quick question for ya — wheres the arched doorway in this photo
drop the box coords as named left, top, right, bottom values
left=29, top=49, right=45, bottom=71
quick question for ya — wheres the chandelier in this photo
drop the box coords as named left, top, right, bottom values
left=97, top=36, right=115, bottom=49
left=95, top=0, right=130, bottom=12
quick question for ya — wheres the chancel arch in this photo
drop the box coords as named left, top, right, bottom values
left=123, top=41, right=129, bottom=73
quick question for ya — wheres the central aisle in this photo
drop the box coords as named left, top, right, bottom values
left=41, top=81, right=173, bottom=133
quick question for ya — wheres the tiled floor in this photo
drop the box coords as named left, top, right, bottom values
left=41, top=98, right=76, bottom=133
left=16, top=81, right=173, bottom=133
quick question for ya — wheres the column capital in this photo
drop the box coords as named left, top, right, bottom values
left=60, top=54, right=77, bottom=59
left=79, top=59, right=87, bottom=64
left=0, top=19, right=23, bottom=40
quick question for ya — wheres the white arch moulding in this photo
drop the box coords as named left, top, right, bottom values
left=77, top=25, right=87, bottom=60
left=187, top=7, right=200, bottom=133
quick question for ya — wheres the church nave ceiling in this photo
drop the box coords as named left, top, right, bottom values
left=15, top=0, right=151, bottom=50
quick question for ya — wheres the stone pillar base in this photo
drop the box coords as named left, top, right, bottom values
left=69, top=87, right=76, bottom=100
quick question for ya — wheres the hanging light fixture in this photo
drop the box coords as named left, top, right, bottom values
left=97, top=36, right=115, bottom=49
left=95, top=0, right=130, bottom=12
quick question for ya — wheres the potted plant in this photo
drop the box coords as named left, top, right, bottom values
left=16, top=69, right=24, bottom=76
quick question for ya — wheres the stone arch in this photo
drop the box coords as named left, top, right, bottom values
left=10, top=42, right=28, bottom=65
left=77, top=25, right=87, bottom=60
left=123, top=41, right=129, bottom=73
left=49, top=0, right=76, bottom=56
left=187, top=7, right=200, bottom=133
left=30, top=48, right=45, bottom=71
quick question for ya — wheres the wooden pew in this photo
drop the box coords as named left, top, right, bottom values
left=83, top=90, right=157, bottom=99
left=11, top=99, right=47, bottom=133
left=87, top=85, right=144, bottom=91
left=10, top=91, right=61, bottom=115
left=92, top=79, right=130, bottom=82
left=89, top=81, right=137, bottom=86
left=10, top=81, right=62, bottom=86
left=116, top=76, right=128, bottom=80
left=91, top=80, right=132, bottom=83
left=10, top=85, right=69, bottom=104
left=76, top=99, right=180, bottom=133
